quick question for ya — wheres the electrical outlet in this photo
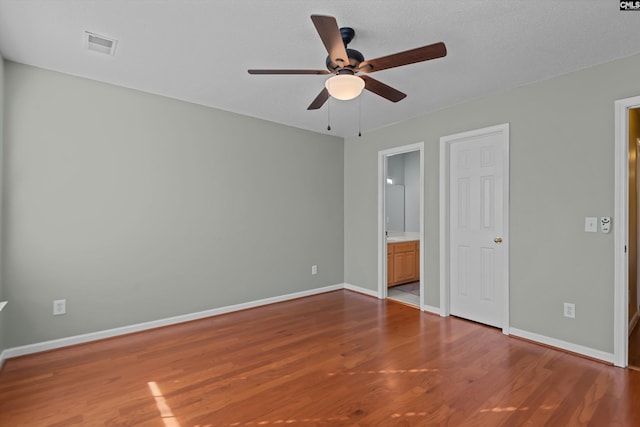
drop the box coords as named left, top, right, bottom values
left=311, top=265, right=318, bottom=275
left=563, top=302, right=575, bottom=319
left=53, top=299, right=66, bottom=316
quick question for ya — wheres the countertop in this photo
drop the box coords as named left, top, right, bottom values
left=386, top=232, right=420, bottom=242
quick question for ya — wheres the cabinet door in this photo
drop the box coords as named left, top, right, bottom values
left=414, top=242, right=420, bottom=281
left=387, top=244, right=394, bottom=287
left=393, top=242, right=417, bottom=285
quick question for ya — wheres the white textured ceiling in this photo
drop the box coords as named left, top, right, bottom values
left=0, top=1, right=639, bottom=137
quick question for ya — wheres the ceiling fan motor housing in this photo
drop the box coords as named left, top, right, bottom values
left=326, top=48, right=364, bottom=73
left=325, top=27, right=364, bottom=73
left=340, top=27, right=355, bottom=45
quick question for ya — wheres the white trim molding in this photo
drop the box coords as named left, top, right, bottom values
left=421, top=304, right=441, bottom=315
left=0, top=285, right=620, bottom=369
left=439, top=123, right=510, bottom=333
left=1, top=284, right=343, bottom=361
left=439, top=135, right=449, bottom=318
left=0, top=301, right=7, bottom=368
left=377, top=142, right=425, bottom=304
left=0, top=349, right=7, bottom=370
left=510, top=328, right=615, bottom=365
left=344, top=283, right=379, bottom=298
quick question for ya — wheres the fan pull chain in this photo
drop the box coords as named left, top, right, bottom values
left=327, top=92, right=332, bottom=131
left=358, top=95, right=362, bottom=137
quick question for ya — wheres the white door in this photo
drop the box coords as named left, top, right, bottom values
left=446, top=125, right=508, bottom=328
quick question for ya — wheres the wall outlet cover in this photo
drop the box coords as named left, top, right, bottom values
left=563, top=302, right=575, bottom=319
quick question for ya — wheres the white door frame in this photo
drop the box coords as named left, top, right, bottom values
left=378, top=142, right=425, bottom=308
left=439, top=123, right=510, bottom=334
left=613, top=96, right=640, bottom=368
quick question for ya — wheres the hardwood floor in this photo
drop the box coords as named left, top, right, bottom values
left=630, top=321, right=640, bottom=369
left=1, top=290, right=640, bottom=426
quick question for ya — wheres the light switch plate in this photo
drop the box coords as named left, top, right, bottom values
left=53, top=299, right=66, bottom=316
left=585, top=217, right=598, bottom=233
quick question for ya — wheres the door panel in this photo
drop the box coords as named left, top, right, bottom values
left=449, top=129, right=507, bottom=328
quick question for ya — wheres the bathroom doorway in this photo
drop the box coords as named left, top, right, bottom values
left=378, top=143, right=424, bottom=309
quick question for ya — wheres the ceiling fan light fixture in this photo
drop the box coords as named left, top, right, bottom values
left=325, top=74, right=365, bottom=100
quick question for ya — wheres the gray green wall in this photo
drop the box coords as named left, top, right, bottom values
left=2, top=61, right=344, bottom=348
left=345, top=52, right=640, bottom=354
left=4, top=51, right=640, bottom=357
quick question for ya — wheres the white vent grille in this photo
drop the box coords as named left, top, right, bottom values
left=84, top=31, right=117, bottom=56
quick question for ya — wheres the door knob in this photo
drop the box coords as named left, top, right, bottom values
left=494, top=237, right=503, bottom=243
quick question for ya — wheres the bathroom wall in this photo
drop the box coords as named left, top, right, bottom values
left=403, top=151, right=420, bottom=232
left=386, top=151, right=420, bottom=233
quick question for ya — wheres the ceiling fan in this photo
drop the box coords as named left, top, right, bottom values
left=248, top=15, right=447, bottom=110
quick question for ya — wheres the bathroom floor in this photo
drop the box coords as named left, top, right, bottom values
left=388, top=281, right=420, bottom=307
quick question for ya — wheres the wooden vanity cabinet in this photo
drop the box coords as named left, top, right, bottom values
left=387, top=240, right=420, bottom=287
left=387, top=249, right=394, bottom=286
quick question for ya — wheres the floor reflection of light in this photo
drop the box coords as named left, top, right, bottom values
left=479, top=403, right=557, bottom=413
left=148, top=381, right=182, bottom=427
left=227, top=416, right=350, bottom=426
left=479, top=406, right=527, bottom=413
left=391, top=412, right=428, bottom=418
left=327, top=368, right=438, bottom=376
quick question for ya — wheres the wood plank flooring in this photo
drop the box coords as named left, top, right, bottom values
left=1, top=290, right=640, bottom=426
left=630, top=321, right=640, bottom=369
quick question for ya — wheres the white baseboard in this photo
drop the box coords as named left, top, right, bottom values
left=344, top=284, right=442, bottom=315
left=2, top=284, right=344, bottom=361
left=421, top=304, right=441, bottom=315
left=509, top=327, right=615, bottom=365
left=630, top=311, right=639, bottom=336
left=4, top=286, right=615, bottom=368
left=343, top=283, right=379, bottom=298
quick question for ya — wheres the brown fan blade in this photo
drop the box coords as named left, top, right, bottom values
left=359, top=42, right=447, bottom=73
left=307, top=87, right=330, bottom=110
left=311, top=15, right=350, bottom=67
left=360, top=75, right=406, bottom=102
left=248, top=69, right=330, bottom=75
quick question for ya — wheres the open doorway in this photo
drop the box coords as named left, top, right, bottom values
left=386, top=150, right=421, bottom=306
left=613, top=95, right=640, bottom=368
left=628, top=107, right=640, bottom=369
left=377, top=143, right=424, bottom=309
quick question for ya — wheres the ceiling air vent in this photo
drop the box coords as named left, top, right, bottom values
left=84, top=31, right=117, bottom=56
